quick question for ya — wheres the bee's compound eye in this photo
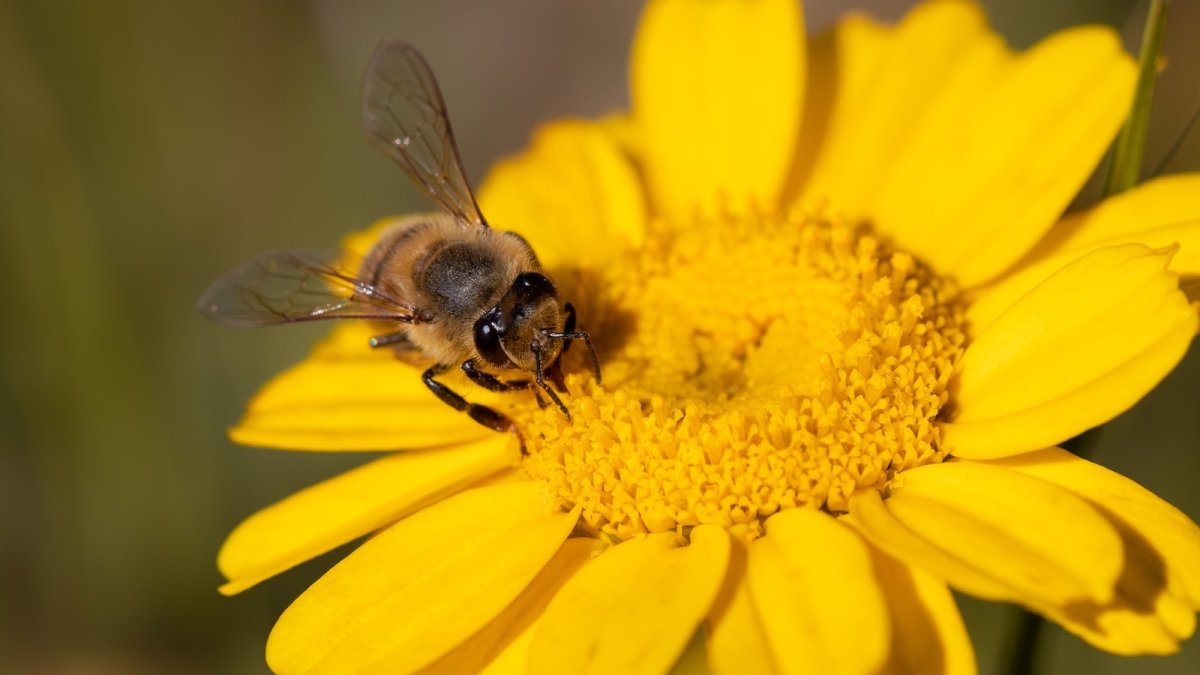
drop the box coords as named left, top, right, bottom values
left=512, top=272, right=557, bottom=301
left=474, top=307, right=514, bottom=368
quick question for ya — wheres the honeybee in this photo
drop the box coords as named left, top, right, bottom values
left=198, top=40, right=599, bottom=437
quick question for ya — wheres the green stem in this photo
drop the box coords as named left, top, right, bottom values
left=1104, top=0, right=1169, bottom=195
left=1002, top=608, right=1046, bottom=675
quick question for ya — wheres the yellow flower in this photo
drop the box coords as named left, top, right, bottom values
left=217, top=0, right=1200, bottom=673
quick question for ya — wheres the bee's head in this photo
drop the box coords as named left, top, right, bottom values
left=473, top=272, right=562, bottom=373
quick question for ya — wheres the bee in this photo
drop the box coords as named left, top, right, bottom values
left=198, top=40, right=600, bottom=438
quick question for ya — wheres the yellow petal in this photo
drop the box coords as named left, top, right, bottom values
left=946, top=244, right=1197, bottom=459
left=231, top=322, right=492, bottom=451
left=748, top=509, right=890, bottom=675
left=984, top=447, right=1200, bottom=610
left=1025, top=173, right=1200, bottom=272
left=982, top=449, right=1196, bottom=654
left=970, top=175, right=1200, bottom=335
left=419, top=538, right=600, bottom=675
left=872, top=24, right=1135, bottom=286
left=850, top=487, right=1185, bottom=655
left=854, top=461, right=1124, bottom=606
left=477, top=120, right=647, bottom=271
left=967, top=225, right=1200, bottom=338
left=797, top=0, right=998, bottom=221
left=528, top=524, right=731, bottom=675
left=479, top=630, right=534, bottom=675
left=265, top=481, right=579, bottom=674
left=1044, top=598, right=1190, bottom=655
left=867, top=545, right=977, bottom=675
left=844, top=491, right=1013, bottom=602
left=786, top=13, right=890, bottom=205
left=217, top=437, right=514, bottom=595
left=631, top=0, right=804, bottom=220
left=849, top=458, right=1118, bottom=612
left=1064, top=537, right=1198, bottom=650
left=706, top=538, right=778, bottom=675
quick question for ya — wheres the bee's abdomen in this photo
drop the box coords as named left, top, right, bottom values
left=358, top=217, right=437, bottom=295
left=362, top=223, right=427, bottom=288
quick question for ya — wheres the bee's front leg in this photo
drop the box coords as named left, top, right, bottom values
left=545, top=302, right=601, bottom=384
left=422, top=364, right=524, bottom=449
left=462, top=357, right=553, bottom=409
left=461, top=359, right=528, bottom=392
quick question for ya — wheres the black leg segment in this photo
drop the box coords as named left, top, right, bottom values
left=543, top=302, right=602, bottom=383
left=461, top=359, right=529, bottom=392
left=532, top=345, right=570, bottom=419
left=422, top=364, right=516, bottom=435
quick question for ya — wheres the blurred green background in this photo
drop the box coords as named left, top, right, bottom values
left=1, top=0, right=1196, bottom=673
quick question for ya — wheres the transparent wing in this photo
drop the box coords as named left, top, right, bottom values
left=362, top=40, right=488, bottom=228
left=197, top=249, right=419, bottom=326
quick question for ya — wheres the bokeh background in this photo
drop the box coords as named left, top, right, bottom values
left=1, top=0, right=1197, bottom=672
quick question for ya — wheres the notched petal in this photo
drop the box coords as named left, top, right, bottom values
left=631, top=0, right=805, bottom=220
left=528, top=525, right=730, bottom=675
left=218, top=437, right=516, bottom=595
left=265, top=481, right=579, bottom=674
left=948, top=244, right=1197, bottom=459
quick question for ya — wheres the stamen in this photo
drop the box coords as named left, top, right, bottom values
left=516, top=211, right=967, bottom=542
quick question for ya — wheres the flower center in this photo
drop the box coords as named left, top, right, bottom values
left=515, top=212, right=967, bottom=542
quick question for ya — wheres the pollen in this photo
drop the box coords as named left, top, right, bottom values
left=516, top=212, right=967, bottom=542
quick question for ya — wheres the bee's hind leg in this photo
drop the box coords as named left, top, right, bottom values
left=369, top=330, right=413, bottom=349
left=371, top=330, right=430, bottom=365
left=423, top=364, right=525, bottom=450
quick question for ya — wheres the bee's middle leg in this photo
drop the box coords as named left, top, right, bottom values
left=422, top=364, right=520, bottom=440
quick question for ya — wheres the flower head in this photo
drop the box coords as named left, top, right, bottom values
left=217, top=0, right=1200, bottom=673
